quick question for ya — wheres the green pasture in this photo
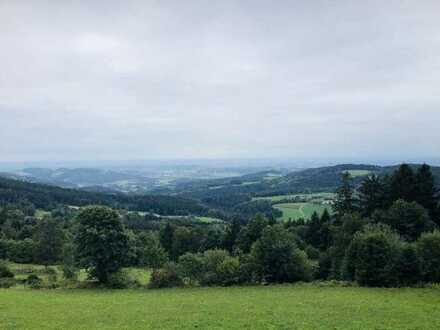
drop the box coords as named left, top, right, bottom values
left=1, top=285, right=440, bottom=329
left=274, top=202, right=330, bottom=221
left=343, top=170, right=373, bottom=177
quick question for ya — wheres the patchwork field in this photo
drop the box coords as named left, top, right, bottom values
left=343, top=169, right=373, bottom=177
left=253, top=192, right=335, bottom=202
left=274, top=202, right=330, bottom=221
left=1, top=285, right=440, bottom=329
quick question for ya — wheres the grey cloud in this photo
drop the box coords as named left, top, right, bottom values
left=1, top=0, right=439, bottom=162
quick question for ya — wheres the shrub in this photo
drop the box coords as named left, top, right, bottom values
left=107, top=270, right=139, bottom=289
left=346, top=224, right=401, bottom=287
left=62, top=243, right=79, bottom=281
left=135, top=232, right=168, bottom=268
left=417, top=230, right=440, bottom=283
left=0, top=261, right=14, bottom=278
left=0, top=278, right=16, bottom=288
left=237, top=253, right=259, bottom=284
left=26, top=274, right=43, bottom=289
left=252, top=225, right=312, bottom=283
left=396, top=243, right=421, bottom=286
left=177, top=253, right=204, bottom=285
left=46, top=267, right=59, bottom=289
left=149, top=263, right=183, bottom=289
left=215, top=256, right=240, bottom=286
left=199, top=249, right=239, bottom=286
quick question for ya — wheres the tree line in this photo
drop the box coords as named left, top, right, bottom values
left=0, top=163, right=439, bottom=288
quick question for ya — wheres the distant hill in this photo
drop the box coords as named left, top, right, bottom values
left=0, top=176, right=206, bottom=216
left=173, top=164, right=440, bottom=205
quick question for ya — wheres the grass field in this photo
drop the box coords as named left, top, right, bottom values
left=253, top=192, right=335, bottom=202
left=274, top=202, right=330, bottom=221
left=1, top=285, right=440, bottom=329
left=194, top=216, right=224, bottom=223
left=343, top=170, right=373, bottom=177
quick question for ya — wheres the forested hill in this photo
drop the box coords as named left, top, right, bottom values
left=174, top=163, right=440, bottom=200
left=0, top=176, right=206, bottom=216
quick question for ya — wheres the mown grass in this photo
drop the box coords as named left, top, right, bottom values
left=343, top=170, right=373, bottom=177
left=1, top=285, right=440, bottom=329
left=275, top=202, right=330, bottom=221
left=194, top=216, right=224, bottom=223
left=253, top=192, right=335, bottom=202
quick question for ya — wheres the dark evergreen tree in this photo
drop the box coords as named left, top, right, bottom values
left=33, top=217, right=65, bottom=266
left=384, top=200, right=433, bottom=241
left=223, top=219, right=241, bottom=252
left=358, top=174, right=386, bottom=217
left=417, top=230, right=440, bottom=283
left=415, top=164, right=437, bottom=219
left=390, top=164, right=417, bottom=203
left=305, top=212, right=322, bottom=249
left=159, top=223, right=174, bottom=255
left=333, top=172, right=357, bottom=217
left=319, top=209, right=332, bottom=250
left=396, top=243, right=420, bottom=286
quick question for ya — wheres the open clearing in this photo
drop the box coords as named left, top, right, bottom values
left=1, top=285, right=440, bottom=329
left=274, top=202, right=330, bottom=220
left=253, top=192, right=335, bottom=202
left=343, top=170, right=373, bottom=177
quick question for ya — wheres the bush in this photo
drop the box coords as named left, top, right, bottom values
left=134, top=232, right=168, bottom=268
left=305, top=245, right=320, bottom=260
left=46, top=267, right=59, bottom=289
left=252, top=225, right=312, bottom=283
left=345, top=224, right=401, bottom=287
left=107, top=270, right=139, bottom=289
left=0, top=278, right=16, bottom=288
left=215, top=256, right=240, bottom=286
left=0, top=261, right=14, bottom=278
left=396, top=243, right=421, bottom=286
left=177, top=253, right=204, bottom=285
left=417, top=230, right=440, bottom=283
left=26, top=274, right=43, bottom=289
left=149, top=263, right=183, bottom=289
left=61, top=242, right=79, bottom=281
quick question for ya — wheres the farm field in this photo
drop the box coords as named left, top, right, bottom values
left=253, top=192, right=335, bottom=202
left=1, top=285, right=440, bottom=329
left=274, top=202, right=330, bottom=221
left=194, top=216, right=224, bottom=223
left=343, top=169, right=373, bottom=177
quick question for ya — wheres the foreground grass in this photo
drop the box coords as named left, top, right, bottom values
left=1, top=285, right=440, bottom=329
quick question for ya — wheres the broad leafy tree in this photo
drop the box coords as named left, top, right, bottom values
left=75, top=206, right=129, bottom=283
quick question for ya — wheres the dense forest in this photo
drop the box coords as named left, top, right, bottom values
left=0, top=176, right=207, bottom=215
left=0, top=163, right=439, bottom=289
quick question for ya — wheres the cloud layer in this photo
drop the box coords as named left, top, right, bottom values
left=1, top=0, right=439, bottom=162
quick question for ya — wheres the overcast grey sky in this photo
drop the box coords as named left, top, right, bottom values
left=1, top=0, right=439, bottom=162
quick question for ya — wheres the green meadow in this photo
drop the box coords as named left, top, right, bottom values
left=1, top=285, right=440, bottom=329
left=343, top=169, right=373, bottom=177
left=253, top=192, right=335, bottom=202
left=274, top=202, right=330, bottom=221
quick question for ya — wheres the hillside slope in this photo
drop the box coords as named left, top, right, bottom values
left=0, top=176, right=206, bottom=216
